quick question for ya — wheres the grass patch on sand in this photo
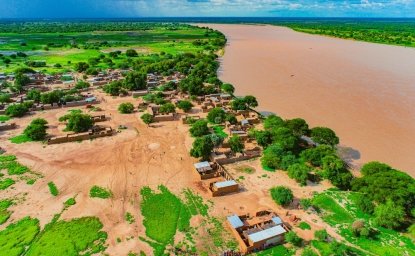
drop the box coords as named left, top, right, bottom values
left=64, top=198, right=76, bottom=207
left=235, top=165, right=255, bottom=174
left=0, top=178, right=15, bottom=190
left=0, top=217, right=40, bottom=256
left=9, top=134, right=33, bottom=144
left=0, top=199, right=13, bottom=225
left=89, top=186, right=112, bottom=199
left=0, top=115, right=11, bottom=122
left=255, top=245, right=294, bottom=256
left=298, top=221, right=311, bottom=230
left=125, top=212, right=135, bottom=224
left=47, top=182, right=59, bottom=196
left=25, top=217, right=107, bottom=256
left=312, top=190, right=415, bottom=256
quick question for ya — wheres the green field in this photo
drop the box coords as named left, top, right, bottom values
left=312, top=190, right=415, bottom=256
left=0, top=22, right=225, bottom=73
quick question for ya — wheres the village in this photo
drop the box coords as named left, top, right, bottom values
left=0, top=66, right=320, bottom=255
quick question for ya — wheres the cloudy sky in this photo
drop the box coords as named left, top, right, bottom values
left=1, top=0, right=414, bottom=18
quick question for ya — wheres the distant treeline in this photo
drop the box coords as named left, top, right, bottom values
left=0, top=21, right=194, bottom=33
left=276, top=20, right=415, bottom=47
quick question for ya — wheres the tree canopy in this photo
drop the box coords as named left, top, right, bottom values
left=270, top=186, right=293, bottom=206
left=311, top=127, right=339, bottom=146
left=189, top=120, right=210, bottom=137
left=190, top=135, right=214, bottom=161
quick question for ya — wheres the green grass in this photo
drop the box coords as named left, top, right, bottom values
left=0, top=178, right=15, bottom=190
left=64, top=198, right=76, bottom=207
left=9, top=134, right=33, bottom=144
left=26, top=217, right=107, bottom=256
left=140, top=186, right=204, bottom=256
left=298, top=221, right=311, bottom=230
left=0, top=160, right=29, bottom=175
left=47, top=182, right=58, bottom=196
left=0, top=217, right=40, bottom=256
left=0, top=115, right=10, bottom=122
left=255, top=245, right=294, bottom=256
left=312, top=191, right=415, bottom=256
left=89, top=186, right=112, bottom=199
left=125, top=212, right=135, bottom=224
left=0, top=199, right=13, bottom=225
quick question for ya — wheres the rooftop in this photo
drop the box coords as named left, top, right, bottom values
left=248, top=225, right=287, bottom=243
left=214, top=180, right=237, bottom=188
left=227, top=214, right=244, bottom=229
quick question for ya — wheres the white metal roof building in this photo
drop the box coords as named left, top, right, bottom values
left=214, top=180, right=237, bottom=188
left=248, top=225, right=287, bottom=243
left=227, top=214, right=244, bottom=229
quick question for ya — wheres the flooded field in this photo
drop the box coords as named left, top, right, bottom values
left=206, top=24, right=415, bottom=176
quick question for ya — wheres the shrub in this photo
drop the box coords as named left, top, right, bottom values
left=355, top=194, right=375, bottom=215
left=287, top=163, right=310, bottom=186
left=65, top=113, right=93, bottom=133
left=159, top=103, right=175, bottom=114
left=75, top=81, right=90, bottom=90
left=285, top=231, right=303, bottom=247
left=314, top=229, right=329, bottom=241
left=270, top=186, right=293, bottom=206
left=47, top=182, right=59, bottom=196
left=5, top=104, right=28, bottom=117
left=374, top=200, right=405, bottom=229
left=125, top=212, right=135, bottom=224
left=23, top=119, right=48, bottom=141
left=90, top=186, right=112, bottom=199
left=126, top=49, right=138, bottom=57
left=118, top=102, right=135, bottom=114
left=300, top=198, right=312, bottom=210
left=298, top=221, right=311, bottom=230
left=64, top=198, right=76, bottom=207
left=141, top=113, right=154, bottom=125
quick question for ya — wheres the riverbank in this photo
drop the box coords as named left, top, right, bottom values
left=204, top=24, right=415, bottom=176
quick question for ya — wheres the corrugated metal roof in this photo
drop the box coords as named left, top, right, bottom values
left=248, top=225, right=287, bottom=243
left=227, top=214, right=244, bottom=229
left=194, top=161, right=210, bottom=169
left=272, top=217, right=283, bottom=225
left=214, top=180, right=237, bottom=188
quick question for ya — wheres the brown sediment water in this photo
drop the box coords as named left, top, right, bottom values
left=205, top=24, right=415, bottom=176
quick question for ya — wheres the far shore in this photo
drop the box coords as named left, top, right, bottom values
left=203, top=23, right=415, bottom=177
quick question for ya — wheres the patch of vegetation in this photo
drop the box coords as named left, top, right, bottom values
left=26, top=217, right=107, bottom=256
left=47, top=182, right=59, bottom=196
left=0, top=115, right=10, bottom=122
left=0, top=178, right=15, bottom=190
left=89, top=186, right=112, bottom=199
left=125, top=212, right=135, bottom=224
left=9, top=134, right=33, bottom=144
left=64, top=198, right=76, bottom=207
left=255, top=245, right=293, bottom=256
left=0, top=199, right=13, bottom=225
left=236, top=165, right=255, bottom=174
left=212, top=125, right=228, bottom=138
left=0, top=217, right=40, bottom=256
left=270, top=186, right=293, bottom=206
left=298, top=221, right=311, bottom=230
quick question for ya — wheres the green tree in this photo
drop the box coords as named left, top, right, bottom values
left=103, top=81, right=123, bottom=96
left=270, top=127, right=300, bottom=151
left=243, top=95, right=258, bottom=108
left=252, top=130, right=273, bottom=148
left=314, top=229, right=329, bottom=241
left=75, top=80, right=90, bottom=90
left=0, top=93, right=11, bottom=104
left=221, top=83, right=235, bottom=94
left=225, top=113, right=237, bottom=124
left=176, top=100, right=193, bottom=112
left=24, top=118, right=48, bottom=141
left=230, top=98, right=247, bottom=110
left=26, top=89, right=41, bottom=102
left=361, top=161, right=392, bottom=176
left=14, top=73, right=30, bottom=92
left=159, top=103, right=176, bottom=114
left=261, top=143, right=288, bottom=170
left=74, top=62, right=90, bottom=72
left=302, top=247, right=318, bottom=256
left=264, top=115, right=285, bottom=130
left=229, top=135, right=245, bottom=154
left=118, top=102, right=135, bottom=114
left=287, top=163, right=310, bottom=186
left=286, top=118, right=309, bottom=136
left=190, top=136, right=214, bottom=161
left=65, top=113, right=94, bottom=133
left=189, top=120, right=210, bottom=137
left=125, top=49, right=138, bottom=57
left=208, top=134, right=224, bottom=149
left=355, top=194, right=375, bottom=215
left=141, top=113, right=153, bottom=126
left=270, top=186, right=293, bottom=206
left=300, top=145, right=335, bottom=167
left=311, top=127, right=339, bottom=146
left=374, top=200, right=405, bottom=229
left=123, top=71, right=146, bottom=91
left=207, top=107, right=226, bottom=124
left=5, top=104, right=28, bottom=117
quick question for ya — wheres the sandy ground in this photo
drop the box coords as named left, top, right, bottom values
left=203, top=24, right=415, bottom=177
left=0, top=90, right=341, bottom=254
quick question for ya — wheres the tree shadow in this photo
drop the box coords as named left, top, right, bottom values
left=337, top=145, right=361, bottom=165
